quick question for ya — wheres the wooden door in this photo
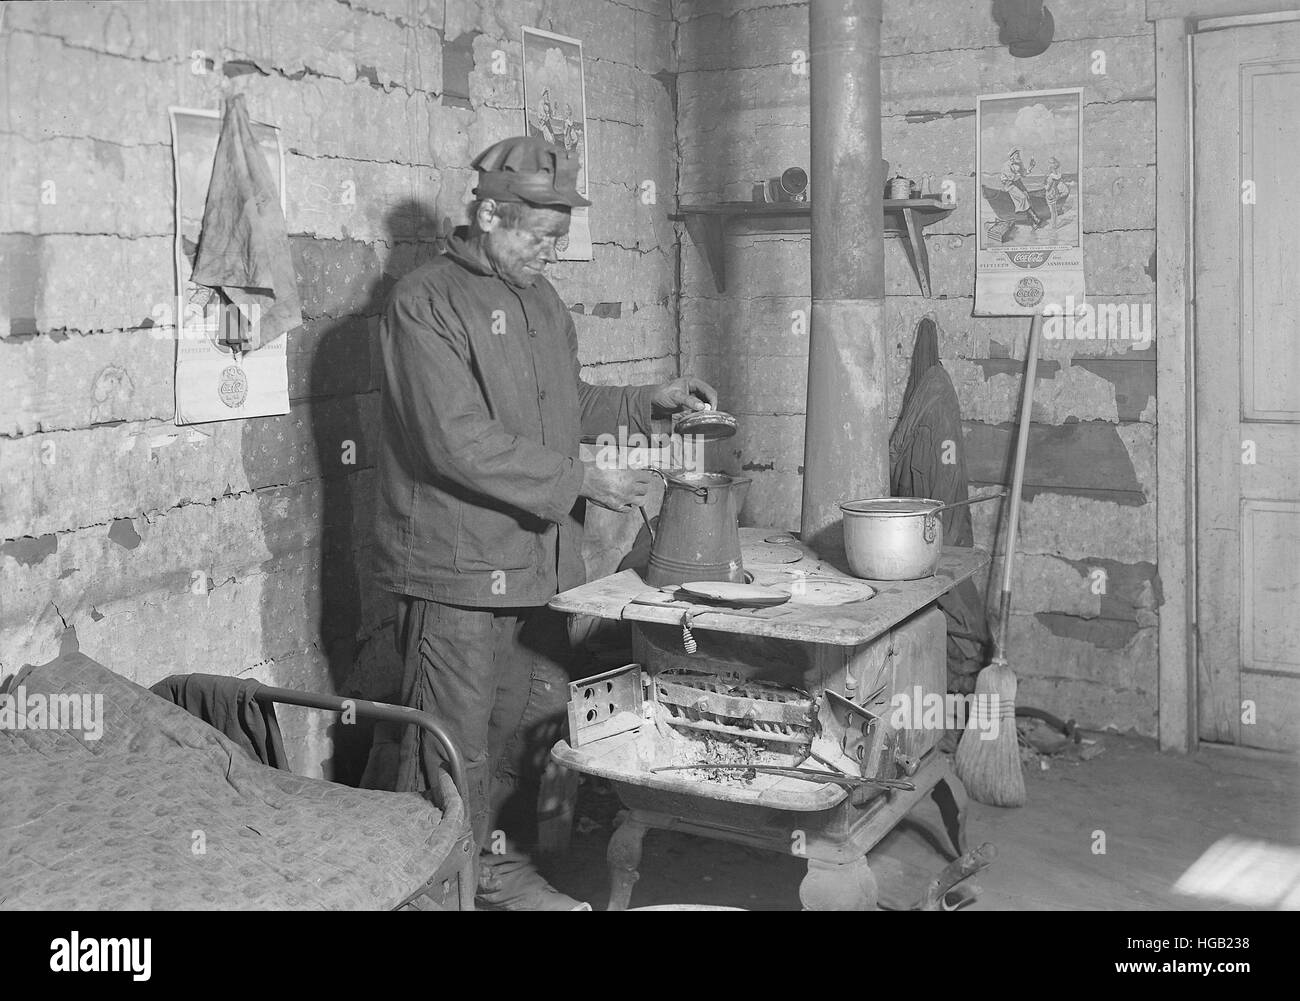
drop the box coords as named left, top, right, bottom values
left=1194, top=21, right=1300, bottom=750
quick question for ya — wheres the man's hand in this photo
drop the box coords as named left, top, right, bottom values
left=580, top=463, right=655, bottom=513
left=651, top=375, right=718, bottom=415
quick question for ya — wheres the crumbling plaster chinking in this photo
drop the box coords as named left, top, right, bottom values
left=0, top=0, right=680, bottom=776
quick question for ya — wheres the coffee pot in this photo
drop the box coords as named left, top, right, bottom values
left=645, top=469, right=751, bottom=587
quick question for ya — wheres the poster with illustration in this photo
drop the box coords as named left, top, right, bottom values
left=521, top=26, right=591, bottom=261
left=169, top=107, right=290, bottom=424
left=974, top=88, right=1085, bottom=316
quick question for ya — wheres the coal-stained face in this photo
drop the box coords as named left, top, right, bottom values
left=479, top=201, right=571, bottom=286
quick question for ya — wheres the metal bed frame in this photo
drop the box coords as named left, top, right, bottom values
left=252, top=685, right=475, bottom=911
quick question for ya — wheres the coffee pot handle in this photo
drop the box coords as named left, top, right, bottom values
left=652, top=467, right=711, bottom=499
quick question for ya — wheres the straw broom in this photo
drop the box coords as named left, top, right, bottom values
left=954, top=313, right=1042, bottom=807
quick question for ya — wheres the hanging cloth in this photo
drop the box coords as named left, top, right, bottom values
left=191, top=94, right=301, bottom=352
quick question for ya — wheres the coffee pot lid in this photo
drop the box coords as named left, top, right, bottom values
left=655, top=469, right=749, bottom=488
left=675, top=407, right=738, bottom=442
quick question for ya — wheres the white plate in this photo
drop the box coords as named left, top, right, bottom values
left=678, top=581, right=791, bottom=607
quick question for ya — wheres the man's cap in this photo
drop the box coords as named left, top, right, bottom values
left=1008, top=147, right=1021, bottom=157
left=471, top=135, right=590, bottom=209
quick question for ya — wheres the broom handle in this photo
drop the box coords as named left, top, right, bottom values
left=994, top=313, right=1042, bottom=659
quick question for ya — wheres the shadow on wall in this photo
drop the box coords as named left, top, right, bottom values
left=241, top=199, right=452, bottom=783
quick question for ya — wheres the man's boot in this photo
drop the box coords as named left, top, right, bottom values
left=470, top=758, right=589, bottom=911
left=476, top=848, right=591, bottom=911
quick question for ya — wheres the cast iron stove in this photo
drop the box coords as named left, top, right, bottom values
left=549, top=529, right=990, bottom=910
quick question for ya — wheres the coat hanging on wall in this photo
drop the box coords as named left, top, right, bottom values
left=889, top=317, right=992, bottom=694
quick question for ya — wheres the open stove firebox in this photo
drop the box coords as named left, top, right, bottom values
left=648, top=671, right=822, bottom=779
left=550, top=532, right=991, bottom=911
left=568, top=666, right=895, bottom=787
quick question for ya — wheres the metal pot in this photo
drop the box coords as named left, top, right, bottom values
left=839, top=497, right=945, bottom=580
left=840, top=493, right=1005, bottom=580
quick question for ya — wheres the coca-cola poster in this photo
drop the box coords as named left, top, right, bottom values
left=522, top=27, right=592, bottom=261
left=974, top=88, right=1085, bottom=316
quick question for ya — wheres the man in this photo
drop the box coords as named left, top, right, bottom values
left=1000, top=148, right=1042, bottom=227
left=374, top=135, right=717, bottom=910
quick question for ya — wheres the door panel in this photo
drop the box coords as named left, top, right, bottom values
left=1240, top=501, right=1300, bottom=673
left=1194, top=23, right=1300, bottom=751
left=1242, top=66, right=1300, bottom=421
left=1240, top=500, right=1300, bottom=748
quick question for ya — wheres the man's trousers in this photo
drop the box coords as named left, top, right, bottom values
left=392, top=596, right=572, bottom=888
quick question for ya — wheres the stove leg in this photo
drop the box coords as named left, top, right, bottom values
left=799, top=855, right=878, bottom=911
left=607, top=810, right=649, bottom=911
left=932, top=772, right=970, bottom=858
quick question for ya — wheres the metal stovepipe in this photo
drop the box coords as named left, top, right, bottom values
left=801, top=0, right=888, bottom=553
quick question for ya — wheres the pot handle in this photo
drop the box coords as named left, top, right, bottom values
left=923, top=490, right=1005, bottom=543
left=926, top=490, right=1005, bottom=519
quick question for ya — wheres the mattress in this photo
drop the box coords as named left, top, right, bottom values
left=0, top=652, right=463, bottom=910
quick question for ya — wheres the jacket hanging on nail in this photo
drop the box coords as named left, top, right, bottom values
left=191, top=94, right=301, bottom=352
left=890, top=317, right=992, bottom=694
left=150, top=673, right=288, bottom=770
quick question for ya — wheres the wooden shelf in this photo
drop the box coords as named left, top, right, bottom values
left=669, top=197, right=957, bottom=296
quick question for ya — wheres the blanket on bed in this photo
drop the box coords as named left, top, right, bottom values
left=0, top=652, right=463, bottom=910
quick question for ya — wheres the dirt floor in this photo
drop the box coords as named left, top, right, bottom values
left=542, top=734, right=1300, bottom=910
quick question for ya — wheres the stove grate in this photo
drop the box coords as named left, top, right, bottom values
left=652, top=670, right=816, bottom=751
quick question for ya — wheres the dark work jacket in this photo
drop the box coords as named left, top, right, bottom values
left=150, top=673, right=288, bottom=769
left=890, top=318, right=992, bottom=693
left=374, top=232, right=657, bottom=608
